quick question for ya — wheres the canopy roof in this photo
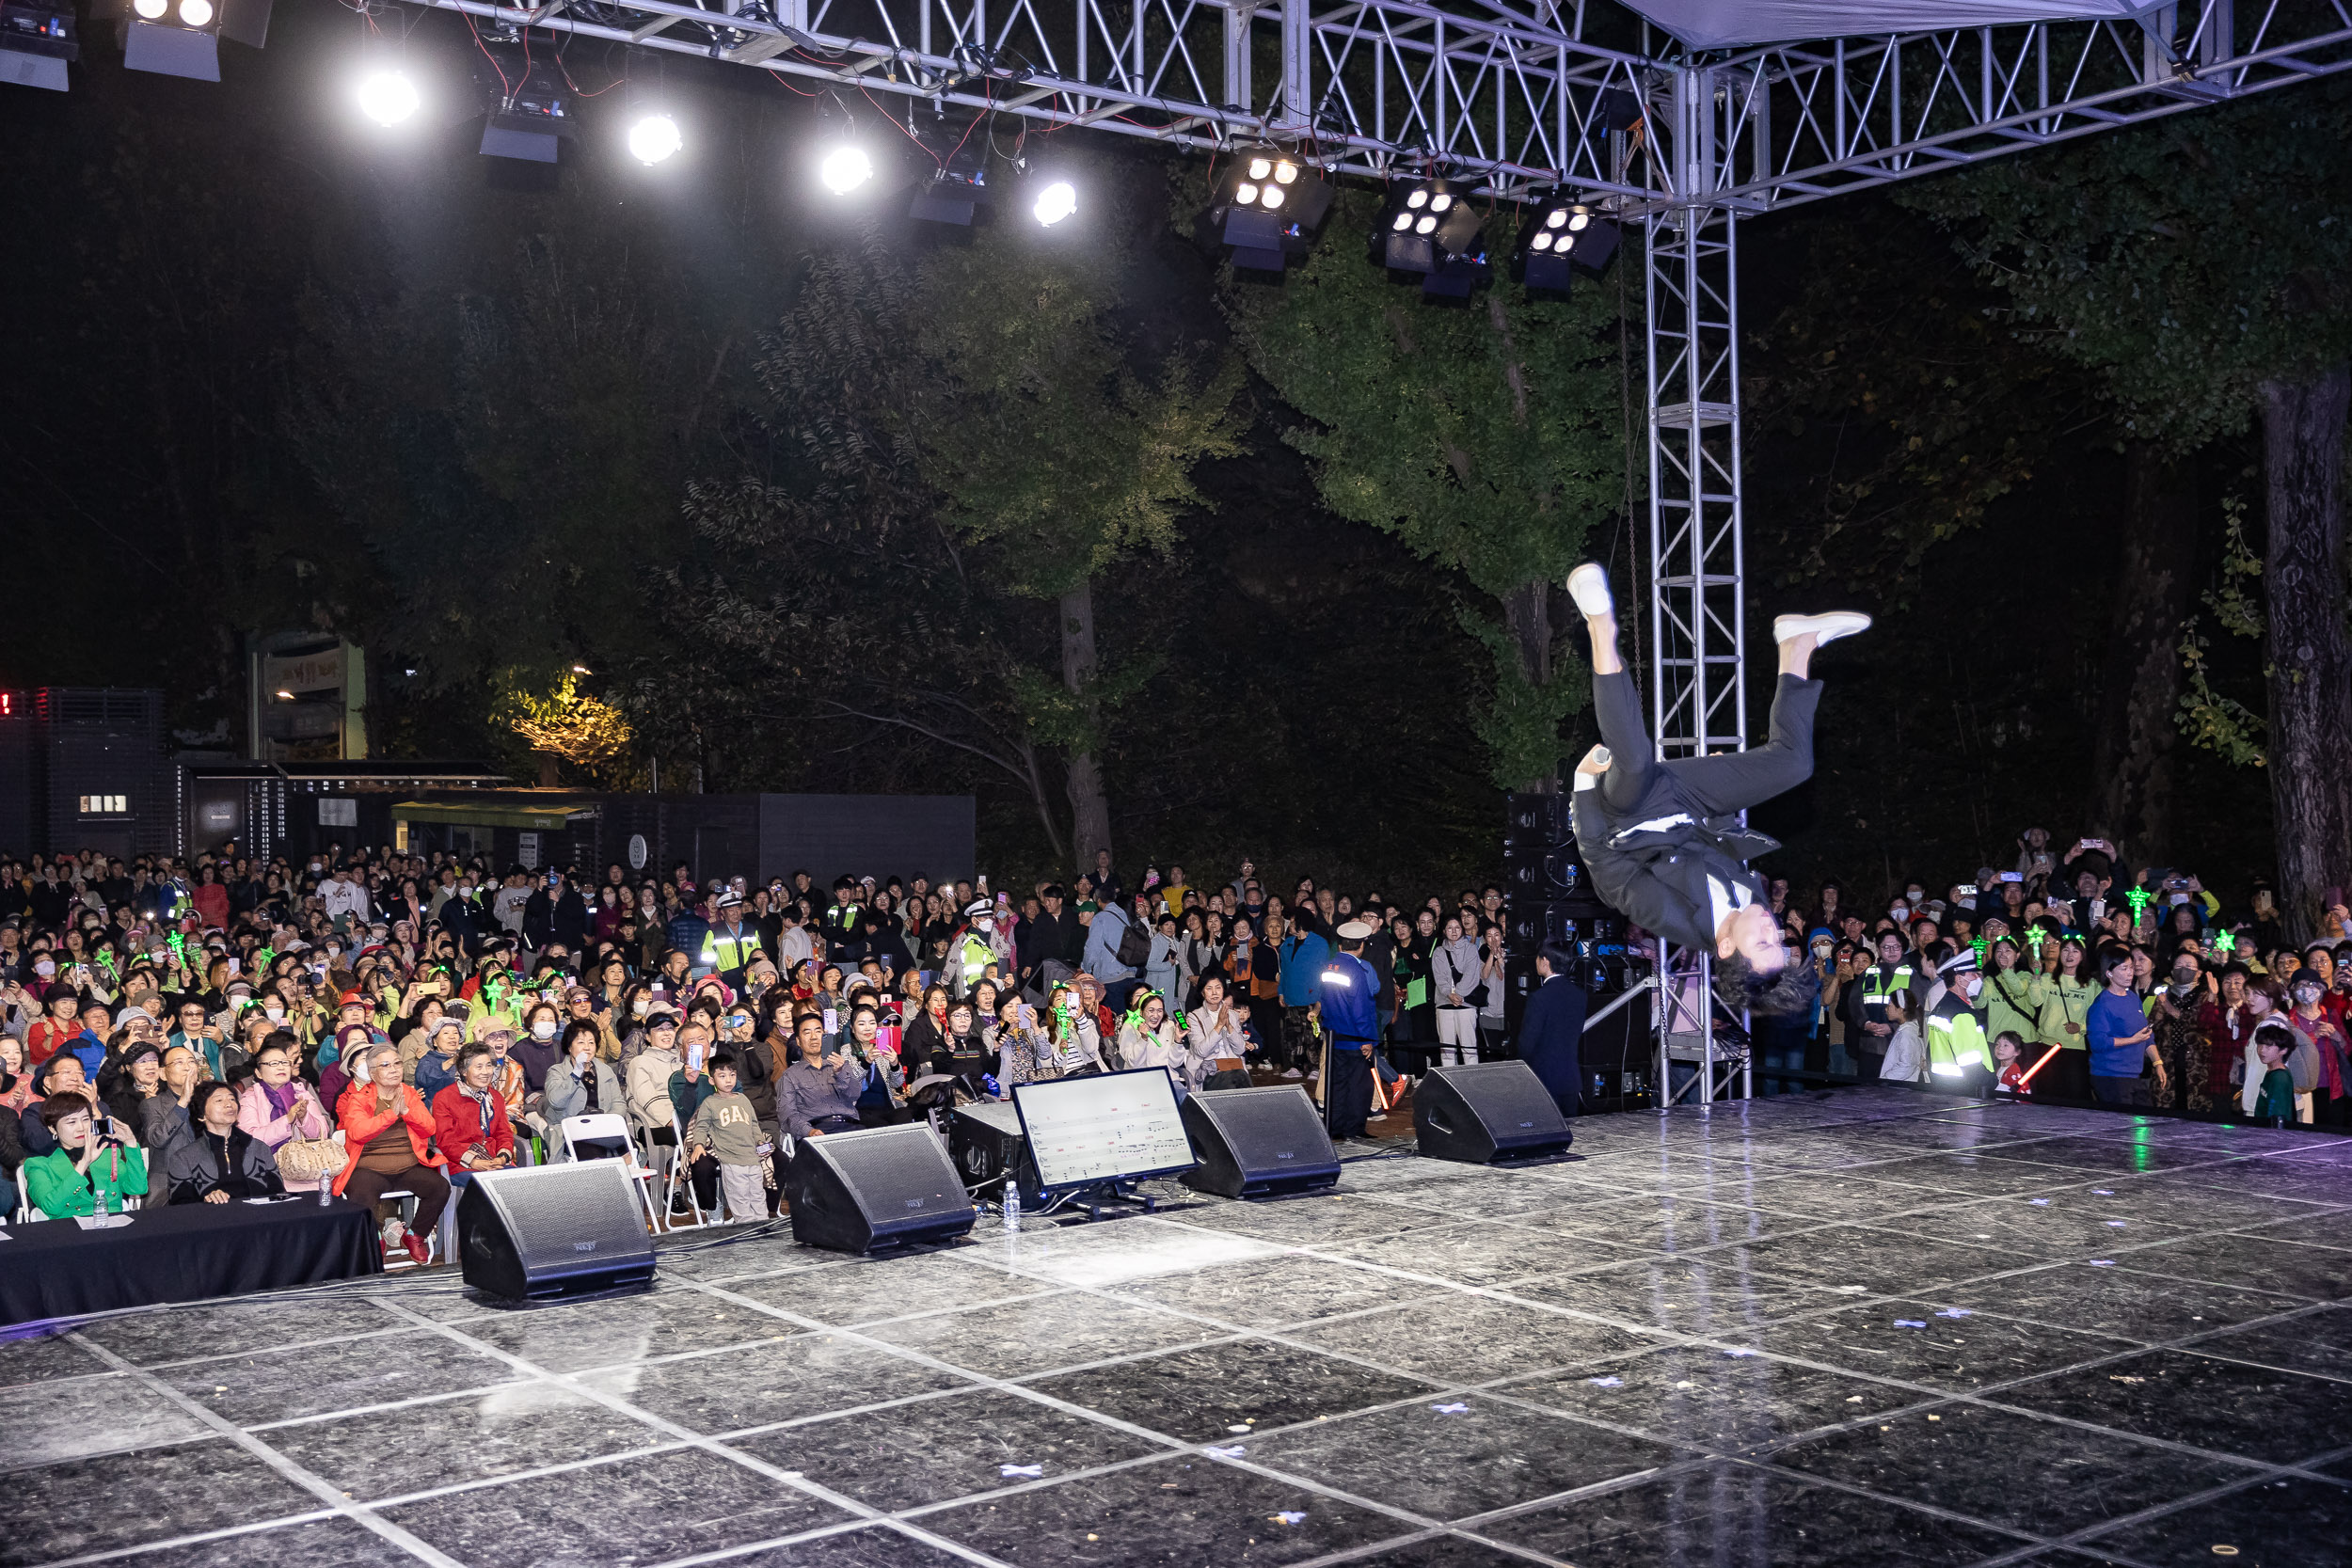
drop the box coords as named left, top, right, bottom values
left=1616, top=0, right=2162, bottom=50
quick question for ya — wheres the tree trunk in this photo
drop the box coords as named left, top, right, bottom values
left=1503, top=578, right=1560, bottom=794
left=2260, top=366, right=2352, bottom=944
left=2087, top=443, right=2199, bottom=859
left=1059, top=578, right=1114, bottom=866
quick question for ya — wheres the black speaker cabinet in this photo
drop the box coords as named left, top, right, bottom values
left=949, top=1100, right=1042, bottom=1208
left=788, top=1123, right=977, bottom=1254
left=1180, top=1085, right=1343, bottom=1198
left=1414, top=1061, right=1574, bottom=1164
left=455, top=1163, right=658, bottom=1302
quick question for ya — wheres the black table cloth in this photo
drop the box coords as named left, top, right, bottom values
left=0, top=1196, right=382, bottom=1326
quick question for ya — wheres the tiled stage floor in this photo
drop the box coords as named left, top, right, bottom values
left=4, top=1087, right=2349, bottom=1567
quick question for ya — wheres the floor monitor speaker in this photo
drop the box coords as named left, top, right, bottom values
left=788, top=1124, right=977, bottom=1254
left=1414, top=1061, right=1575, bottom=1164
left=1180, top=1085, right=1343, bottom=1198
left=456, top=1162, right=657, bottom=1302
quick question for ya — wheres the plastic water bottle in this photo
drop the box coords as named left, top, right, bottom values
left=1002, top=1183, right=1020, bottom=1232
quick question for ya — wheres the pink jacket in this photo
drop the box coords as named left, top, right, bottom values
left=237, top=1079, right=333, bottom=1190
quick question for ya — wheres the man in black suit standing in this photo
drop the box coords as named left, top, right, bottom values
left=1565, top=562, right=1868, bottom=1020
left=1518, top=941, right=1590, bottom=1117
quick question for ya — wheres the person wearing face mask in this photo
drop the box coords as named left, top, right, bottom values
left=1923, top=950, right=1994, bottom=1094
left=512, top=1002, right=564, bottom=1099
left=2150, top=951, right=2217, bottom=1114
left=2284, top=972, right=2348, bottom=1125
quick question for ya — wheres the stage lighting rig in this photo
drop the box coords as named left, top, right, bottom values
left=477, top=53, right=575, bottom=164
left=1204, top=150, right=1333, bottom=274
left=1511, top=196, right=1620, bottom=293
left=1, top=0, right=78, bottom=92
left=100, top=0, right=265, bottom=83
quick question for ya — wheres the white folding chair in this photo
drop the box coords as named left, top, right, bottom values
left=15, top=1166, right=47, bottom=1223
left=653, top=1101, right=710, bottom=1228
left=624, top=1101, right=702, bottom=1231
left=563, top=1113, right=661, bottom=1232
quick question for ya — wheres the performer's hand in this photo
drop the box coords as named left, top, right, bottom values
left=1575, top=745, right=1612, bottom=779
left=1360, top=1044, right=1374, bottom=1058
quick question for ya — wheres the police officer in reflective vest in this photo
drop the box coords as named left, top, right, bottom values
left=1315, top=921, right=1381, bottom=1138
left=951, top=901, right=1001, bottom=996
left=701, top=892, right=763, bottom=981
left=1926, top=948, right=1994, bottom=1094
left=1851, top=931, right=1918, bottom=1082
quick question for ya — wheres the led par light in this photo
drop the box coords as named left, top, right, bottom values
left=1511, top=196, right=1620, bottom=293
left=1, top=0, right=78, bottom=91
left=107, top=0, right=265, bottom=83
left=1375, top=178, right=1482, bottom=276
left=1205, top=150, right=1333, bottom=273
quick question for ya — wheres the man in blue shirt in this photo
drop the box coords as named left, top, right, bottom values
left=1315, top=922, right=1381, bottom=1138
left=2086, top=945, right=2156, bottom=1107
left=1081, top=902, right=1140, bottom=1012
left=1275, top=914, right=1330, bottom=1081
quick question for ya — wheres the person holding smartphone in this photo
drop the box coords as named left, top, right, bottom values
left=25, top=1093, right=148, bottom=1218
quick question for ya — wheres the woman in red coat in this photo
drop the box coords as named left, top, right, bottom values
left=431, top=1044, right=518, bottom=1175
left=334, top=1039, right=448, bottom=1265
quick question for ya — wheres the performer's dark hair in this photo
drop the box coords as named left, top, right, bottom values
left=1712, top=952, right=1820, bottom=1018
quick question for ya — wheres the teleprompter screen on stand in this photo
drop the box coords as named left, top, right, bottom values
left=1011, top=1069, right=1197, bottom=1191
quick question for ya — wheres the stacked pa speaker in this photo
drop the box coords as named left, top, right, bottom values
left=1502, top=789, right=1651, bottom=1096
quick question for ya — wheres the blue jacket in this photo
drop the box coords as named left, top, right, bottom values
left=1277, top=932, right=1330, bottom=1006
left=1318, top=951, right=1380, bottom=1041
left=1083, top=906, right=1136, bottom=983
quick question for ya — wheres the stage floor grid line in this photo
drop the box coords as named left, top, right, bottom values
left=1, top=1085, right=2346, bottom=1568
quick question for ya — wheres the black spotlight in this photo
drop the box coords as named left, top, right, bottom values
left=1, top=0, right=78, bottom=91
left=910, top=150, right=989, bottom=226
left=1374, top=177, right=1483, bottom=277
left=1206, top=150, right=1334, bottom=273
left=479, top=55, right=575, bottom=163
left=1511, top=195, right=1620, bottom=293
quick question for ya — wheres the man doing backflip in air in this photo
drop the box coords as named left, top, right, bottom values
left=1565, top=562, right=1869, bottom=1018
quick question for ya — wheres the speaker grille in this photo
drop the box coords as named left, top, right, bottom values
left=824, top=1131, right=967, bottom=1218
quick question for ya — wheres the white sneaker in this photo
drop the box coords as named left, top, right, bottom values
left=1567, top=563, right=1614, bottom=618
left=1772, top=611, right=1871, bottom=647
left=1281, top=1067, right=1304, bottom=1080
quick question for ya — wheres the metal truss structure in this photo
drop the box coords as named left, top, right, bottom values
left=383, top=0, right=2352, bottom=1103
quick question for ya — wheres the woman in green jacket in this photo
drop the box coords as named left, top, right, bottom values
left=1979, top=936, right=2039, bottom=1052
left=2026, top=933, right=2098, bottom=1101
left=25, top=1093, right=149, bottom=1218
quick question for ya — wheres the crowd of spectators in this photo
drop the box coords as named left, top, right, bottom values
left=3, top=826, right=2338, bottom=1257
left=1763, top=829, right=2351, bottom=1125
left=0, top=846, right=1518, bottom=1255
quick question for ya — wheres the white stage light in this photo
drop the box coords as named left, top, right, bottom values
left=132, top=0, right=167, bottom=17
left=1032, top=180, right=1076, bottom=226
left=356, top=69, right=419, bottom=126
left=819, top=144, right=871, bottom=193
left=628, top=112, right=681, bottom=165
left=177, top=0, right=211, bottom=23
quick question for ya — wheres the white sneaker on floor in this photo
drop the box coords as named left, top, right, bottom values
left=1567, top=562, right=1614, bottom=618
left=1281, top=1067, right=1304, bottom=1080
left=1772, top=610, right=1871, bottom=646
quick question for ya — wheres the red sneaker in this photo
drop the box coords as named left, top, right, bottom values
left=403, top=1231, right=433, bottom=1267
